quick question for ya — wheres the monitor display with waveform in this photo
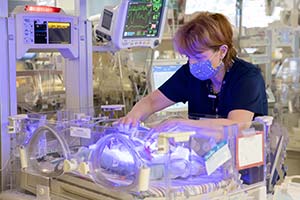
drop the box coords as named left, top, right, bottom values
left=123, top=0, right=164, bottom=38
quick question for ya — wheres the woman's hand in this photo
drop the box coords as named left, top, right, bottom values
left=115, top=90, right=174, bottom=133
left=116, top=112, right=141, bottom=133
left=152, top=118, right=226, bottom=141
left=152, top=118, right=186, bottom=133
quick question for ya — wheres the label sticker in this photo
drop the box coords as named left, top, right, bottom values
left=70, top=126, right=91, bottom=139
left=205, top=141, right=232, bottom=175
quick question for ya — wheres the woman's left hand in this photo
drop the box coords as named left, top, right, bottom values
left=152, top=118, right=186, bottom=133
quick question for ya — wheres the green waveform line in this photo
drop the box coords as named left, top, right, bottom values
left=127, top=9, right=152, bottom=25
left=128, top=4, right=151, bottom=12
left=126, top=24, right=149, bottom=30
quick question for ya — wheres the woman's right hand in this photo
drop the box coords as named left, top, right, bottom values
left=114, top=90, right=172, bottom=133
left=116, top=113, right=141, bottom=133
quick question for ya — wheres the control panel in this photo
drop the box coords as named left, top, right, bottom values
left=14, top=12, right=79, bottom=59
left=23, top=17, right=71, bottom=45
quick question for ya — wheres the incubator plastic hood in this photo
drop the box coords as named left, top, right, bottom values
left=276, top=58, right=300, bottom=84
left=89, top=132, right=143, bottom=190
left=275, top=58, right=300, bottom=111
left=24, top=122, right=231, bottom=191
left=86, top=126, right=223, bottom=190
left=26, top=125, right=70, bottom=177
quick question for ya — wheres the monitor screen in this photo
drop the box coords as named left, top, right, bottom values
left=102, top=9, right=113, bottom=31
left=123, top=0, right=164, bottom=38
left=21, top=52, right=37, bottom=60
left=34, top=20, right=47, bottom=44
left=152, top=64, right=188, bottom=112
left=48, top=22, right=71, bottom=44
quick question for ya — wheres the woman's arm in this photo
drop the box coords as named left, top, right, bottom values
left=118, top=89, right=175, bottom=128
left=155, top=109, right=254, bottom=129
left=227, top=109, right=254, bottom=122
left=153, top=109, right=254, bottom=140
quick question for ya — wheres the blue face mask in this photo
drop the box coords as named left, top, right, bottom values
left=189, top=59, right=223, bottom=80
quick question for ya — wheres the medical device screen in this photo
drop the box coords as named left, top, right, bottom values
left=48, top=22, right=71, bottom=44
left=152, top=64, right=188, bottom=111
left=123, top=0, right=164, bottom=38
left=34, top=21, right=47, bottom=44
left=33, top=21, right=71, bottom=44
left=102, top=9, right=113, bottom=31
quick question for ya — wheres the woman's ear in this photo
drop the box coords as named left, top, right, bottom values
left=220, top=45, right=228, bottom=59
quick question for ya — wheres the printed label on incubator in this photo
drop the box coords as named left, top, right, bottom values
left=204, top=141, right=231, bottom=175
left=70, top=126, right=91, bottom=139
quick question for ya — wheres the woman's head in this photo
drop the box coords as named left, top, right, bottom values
left=174, top=12, right=237, bottom=70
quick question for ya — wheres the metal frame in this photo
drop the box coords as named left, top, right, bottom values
left=0, top=0, right=8, bottom=18
left=0, top=16, right=11, bottom=191
left=0, top=0, right=16, bottom=191
left=65, top=0, right=93, bottom=113
left=19, top=171, right=268, bottom=200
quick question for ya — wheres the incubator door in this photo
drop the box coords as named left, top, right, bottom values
left=26, top=125, right=70, bottom=177
left=89, top=133, right=142, bottom=190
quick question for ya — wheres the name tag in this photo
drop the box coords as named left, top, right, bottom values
left=208, top=94, right=217, bottom=99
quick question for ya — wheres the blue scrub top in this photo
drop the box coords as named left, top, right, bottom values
left=158, top=58, right=268, bottom=119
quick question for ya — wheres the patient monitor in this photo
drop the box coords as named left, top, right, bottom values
left=95, top=0, right=168, bottom=49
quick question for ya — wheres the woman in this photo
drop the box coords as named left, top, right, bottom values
left=118, top=12, right=268, bottom=132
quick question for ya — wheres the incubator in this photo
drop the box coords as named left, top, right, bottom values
left=274, top=58, right=300, bottom=111
left=7, top=111, right=286, bottom=200
left=273, top=58, right=300, bottom=151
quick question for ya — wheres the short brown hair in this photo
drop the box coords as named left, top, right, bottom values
left=174, top=12, right=237, bottom=70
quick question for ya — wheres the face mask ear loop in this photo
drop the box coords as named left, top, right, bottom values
left=215, top=61, right=224, bottom=72
left=217, top=57, right=224, bottom=68
left=209, top=51, right=222, bottom=69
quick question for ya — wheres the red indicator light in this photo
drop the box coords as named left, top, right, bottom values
left=24, top=5, right=61, bottom=13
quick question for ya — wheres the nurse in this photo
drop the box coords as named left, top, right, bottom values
left=118, top=11, right=268, bottom=131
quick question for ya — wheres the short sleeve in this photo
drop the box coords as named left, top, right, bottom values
left=229, top=72, right=267, bottom=115
left=158, top=65, right=189, bottom=103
